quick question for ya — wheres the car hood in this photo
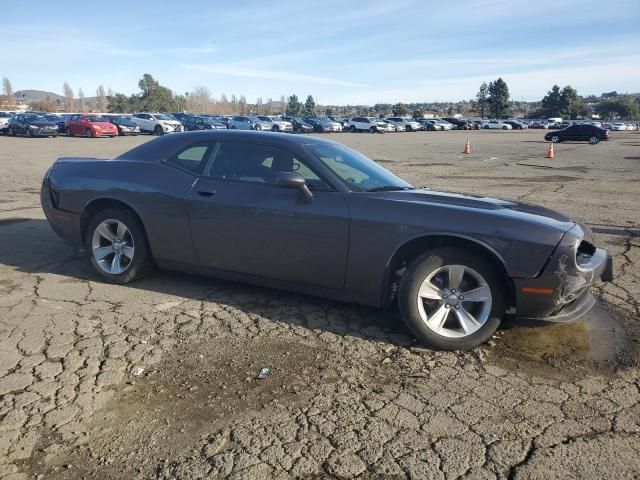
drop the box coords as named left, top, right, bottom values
left=368, top=189, right=576, bottom=232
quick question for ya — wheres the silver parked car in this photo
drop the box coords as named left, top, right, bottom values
left=229, top=116, right=257, bottom=130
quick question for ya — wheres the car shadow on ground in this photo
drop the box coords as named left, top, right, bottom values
left=0, top=218, right=416, bottom=347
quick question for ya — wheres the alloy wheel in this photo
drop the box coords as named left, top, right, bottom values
left=551, top=135, right=560, bottom=143
left=91, top=219, right=135, bottom=275
left=416, top=264, right=492, bottom=338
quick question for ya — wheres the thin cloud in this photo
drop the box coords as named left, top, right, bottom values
left=183, top=64, right=367, bottom=88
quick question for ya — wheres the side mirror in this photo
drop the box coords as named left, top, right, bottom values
left=275, top=171, right=313, bottom=200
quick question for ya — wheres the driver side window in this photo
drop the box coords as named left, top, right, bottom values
left=205, top=142, right=332, bottom=190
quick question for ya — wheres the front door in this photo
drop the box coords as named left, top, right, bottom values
left=188, top=140, right=350, bottom=290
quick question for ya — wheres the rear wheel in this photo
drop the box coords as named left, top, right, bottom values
left=551, top=135, right=560, bottom=143
left=406, top=125, right=412, bottom=132
left=589, top=136, right=600, bottom=145
left=85, top=208, right=154, bottom=284
left=398, top=247, right=505, bottom=350
left=272, top=125, right=279, bottom=132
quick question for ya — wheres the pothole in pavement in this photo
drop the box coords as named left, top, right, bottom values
left=489, top=302, right=633, bottom=377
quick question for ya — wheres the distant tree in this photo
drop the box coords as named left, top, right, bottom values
left=391, top=102, right=408, bottom=116
left=596, top=98, right=639, bottom=119
left=412, top=108, right=424, bottom=119
left=135, top=74, right=174, bottom=112
left=189, top=86, right=213, bottom=113
left=325, top=107, right=335, bottom=117
left=538, top=85, right=588, bottom=119
left=287, top=94, right=302, bottom=116
left=239, top=95, right=247, bottom=114
left=138, top=74, right=159, bottom=97
left=540, top=85, right=563, bottom=117
left=78, top=89, right=86, bottom=112
left=560, top=86, right=587, bottom=119
left=29, top=99, right=56, bottom=112
left=107, top=93, right=130, bottom=113
left=304, top=95, right=317, bottom=116
left=63, top=82, right=74, bottom=111
left=280, top=95, right=286, bottom=115
left=107, top=87, right=114, bottom=97
left=488, top=78, right=509, bottom=118
left=476, top=82, right=489, bottom=119
left=2, top=77, right=14, bottom=107
left=265, top=97, right=273, bottom=114
left=96, top=84, right=107, bottom=112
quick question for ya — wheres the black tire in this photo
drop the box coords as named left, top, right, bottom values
left=398, top=247, right=506, bottom=350
left=27, top=128, right=34, bottom=138
left=349, top=125, right=356, bottom=133
left=502, top=125, right=508, bottom=130
left=369, top=126, right=376, bottom=133
left=272, top=125, right=279, bottom=132
left=66, top=127, right=73, bottom=137
left=550, top=135, right=560, bottom=143
left=230, top=125, right=236, bottom=129
left=86, top=128, right=93, bottom=138
left=154, top=125, right=164, bottom=136
left=483, top=125, right=489, bottom=129
left=589, top=136, right=600, bottom=145
left=406, top=125, right=412, bottom=132
left=8, top=127, right=15, bottom=136
left=85, top=207, right=154, bottom=284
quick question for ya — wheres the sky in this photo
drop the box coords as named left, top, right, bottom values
left=1, top=0, right=639, bottom=105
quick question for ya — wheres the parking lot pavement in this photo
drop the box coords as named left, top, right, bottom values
left=0, top=130, right=639, bottom=479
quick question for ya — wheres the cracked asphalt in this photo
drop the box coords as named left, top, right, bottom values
left=0, top=130, right=639, bottom=479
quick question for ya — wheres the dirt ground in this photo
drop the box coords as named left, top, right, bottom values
left=0, top=129, right=639, bottom=480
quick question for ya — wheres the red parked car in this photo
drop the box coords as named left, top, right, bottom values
left=65, top=114, right=118, bottom=138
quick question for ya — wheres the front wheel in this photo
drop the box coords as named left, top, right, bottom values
left=85, top=208, right=154, bottom=284
left=349, top=125, right=356, bottom=133
left=86, top=128, right=93, bottom=138
left=589, top=136, right=600, bottom=145
left=398, top=247, right=505, bottom=350
left=154, top=125, right=164, bottom=136
left=66, top=127, right=73, bottom=137
left=369, top=126, right=376, bottom=133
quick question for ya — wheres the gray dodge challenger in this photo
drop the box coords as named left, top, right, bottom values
left=41, top=131, right=613, bottom=350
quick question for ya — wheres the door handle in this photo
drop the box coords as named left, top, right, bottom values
left=197, top=190, right=216, bottom=197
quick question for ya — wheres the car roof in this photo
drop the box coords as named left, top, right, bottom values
left=116, top=130, right=341, bottom=162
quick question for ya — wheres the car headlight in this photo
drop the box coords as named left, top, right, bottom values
left=29, top=125, right=39, bottom=129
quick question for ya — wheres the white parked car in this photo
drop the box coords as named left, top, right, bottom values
left=434, top=119, right=453, bottom=131
left=483, top=120, right=513, bottom=130
left=0, top=111, right=12, bottom=133
left=377, top=119, right=397, bottom=132
left=611, top=122, right=628, bottom=131
left=131, top=113, right=184, bottom=135
left=627, top=123, right=639, bottom=131
left=386, top=117, right=421, bottom=132
left=256, top=116, right=293, bottom=132
left=346, top=116, right=386, bottom=133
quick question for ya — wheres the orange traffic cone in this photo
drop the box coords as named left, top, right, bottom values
left=545, top=142, right=554, bottom=159
left=463, top=138, right=471, bottom=154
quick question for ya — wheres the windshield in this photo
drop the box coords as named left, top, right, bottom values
left=44, top=115, right=59, bottom=121
left=110, top=116, right=128, bottom=122
left=155, top=114, right=173, bottom=120
left=86, top=116, right=108, bottom=122
left=257, top=116, right=271, bottom=122
left=307, top=143, right=413, bottom=192
left=25, top=114, right=47, bottom=122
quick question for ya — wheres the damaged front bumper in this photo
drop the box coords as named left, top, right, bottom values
left=514, top=223, right=613, bottom=323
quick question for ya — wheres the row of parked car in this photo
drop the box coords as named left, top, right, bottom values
left=1, top=110, right=638, bottom=138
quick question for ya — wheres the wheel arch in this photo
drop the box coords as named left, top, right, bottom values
left=80, top=197, right=149, bottom=247
left=380, top=233, right=515, bottom=309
